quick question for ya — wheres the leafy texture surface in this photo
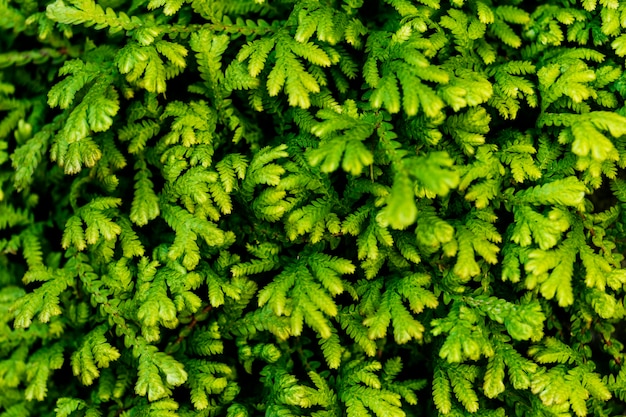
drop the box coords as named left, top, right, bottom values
left=2, top=0, right=626, bottom=416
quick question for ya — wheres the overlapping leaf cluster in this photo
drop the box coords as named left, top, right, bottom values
left=2, top=0, right=626, bottom=416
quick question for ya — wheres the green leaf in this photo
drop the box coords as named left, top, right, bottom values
left=11, top=269, right=71, bottom=328
left=431, top=302, right=495, bottom=362
left=257, top=252, right=354, bottom=339
left=24, top=344, right=65, bottom=401
left=161, top=203, right=225, bottom=270
left=376, top=174, right=416, bottom=230
left=452, top=211, right=501, bottom=280
left=86, top=85, right=119, bottom=132
left=186, top=359, right=232, bottom=410
left=61, top=198, right=122, bottom=249
left=130, top=157, right=160, bottom=226
left=340, top=360, right=405, bottom=417
left=433, top=366, right=452, bottom=414
left=47, top=60, right=94, bottom=109
left=611, top=34, right=626, bottom=56
left=498, top=132, right=541, bottom=182
left=525, top=233, right=579, bottom=307
left=361, top=273, right=437, bottom=344
left=135, top=262, right=182, bottom=342
left=307, top=102, right=375, bottom=176
left=71, top=325, right=121, bottom=386
left=410, top=151, right=460, bottom=196
left=483, top=354, right=506, bottom=398
left=46, top=0, right=139, bottom=31
left=448, top=364, right=479, bottom=412
left=510, top=206, right=570, bottom=250
left=514, top=176, right=586, bottom=207
left=571, top=121, right=619, bottom=162
left=319, top=330, right=343, bottom=369
left=135, top=344, right=187, bottom=402
left=148, top=0, right=188, bottom=16
left=444, top=107, right=491, bottom=156
left=55, top=398, right=87, bottom=417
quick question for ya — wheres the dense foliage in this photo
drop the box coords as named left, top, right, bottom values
left=3, top=0, right=626, bottom=416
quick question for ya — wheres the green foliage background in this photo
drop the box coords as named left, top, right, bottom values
left=3, top=0, right=626, bottom=415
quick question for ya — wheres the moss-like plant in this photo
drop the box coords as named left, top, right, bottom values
left=3, top=0, right=626, bottom=416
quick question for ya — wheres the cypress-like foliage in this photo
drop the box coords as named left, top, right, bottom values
left=2, top=0, right=626, bottom=416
